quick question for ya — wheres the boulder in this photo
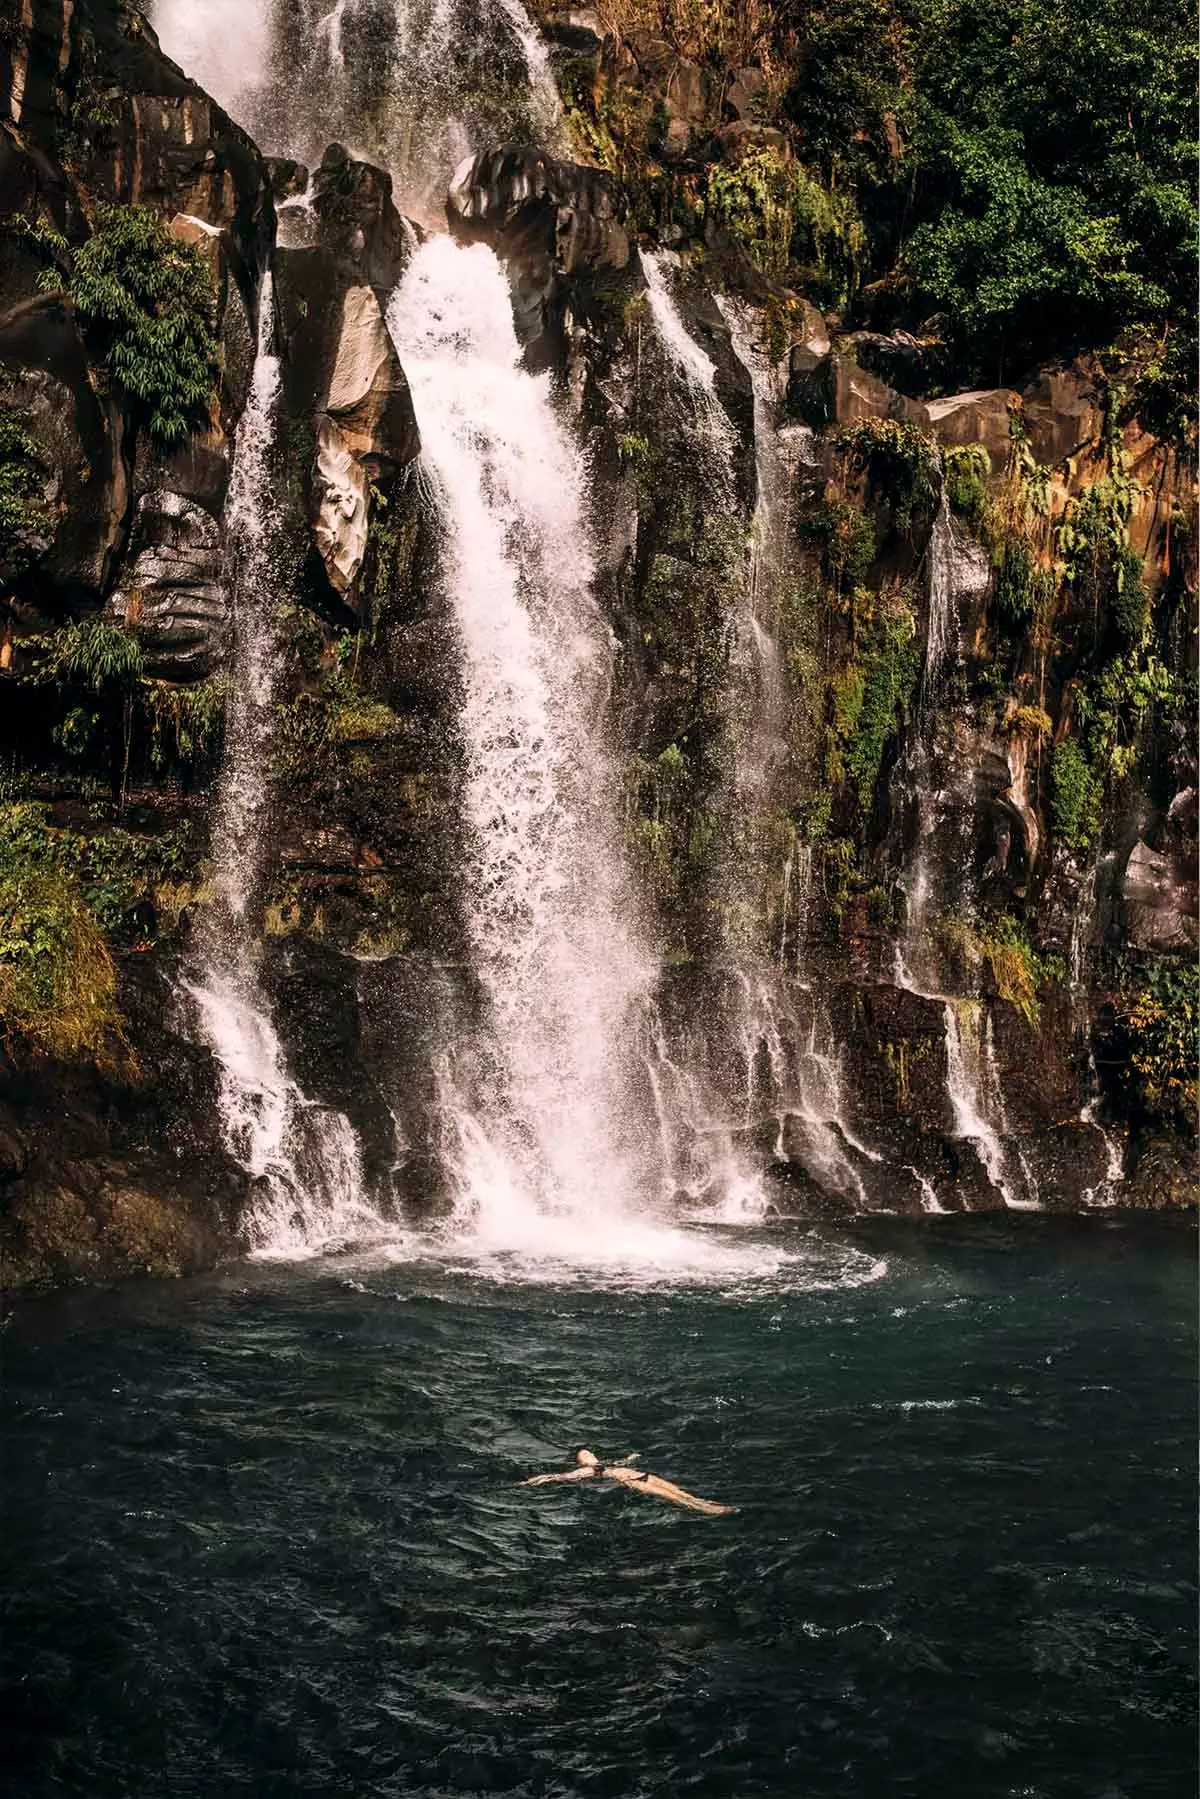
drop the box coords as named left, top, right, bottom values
left=1121, top=839, right=1199, bottom=952
left=925, top=388, right=1021, bottom=469
left=448, top=146, right=630, bottom=361
left=449, top=146, right=629, bottom=276
left=1020, top=365, right=1105, bottom=467
left=275, top=150, right=420, bottom=601
left=716, top=121, right=791, bottom=164
left=790, top=350, right=931, bottom=431
left=538, top=9, right=605, bottom=55
left=105, top=490, right=228, bottom=680
left=726, top=67, right=770, bottom=122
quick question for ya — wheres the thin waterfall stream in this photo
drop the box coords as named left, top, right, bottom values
left=637, top=254, right=872, bottom=1212
left=893, top=491, right=1037, bottom=1210
left=184, top=277, right=380, bottom=1254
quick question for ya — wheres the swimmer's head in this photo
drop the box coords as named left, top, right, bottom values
left=576, top=1449, right=599, bottom=1468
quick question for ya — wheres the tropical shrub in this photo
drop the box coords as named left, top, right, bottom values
left=0, top=805, right=123, bottom=1061
left=1111, top=956, right=1198, bottom=1127
left=1050, top=738, right=1102, bottom=850
left=38, top=204, right=218, bottom=444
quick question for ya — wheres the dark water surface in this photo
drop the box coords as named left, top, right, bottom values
left=3, top=1213, right=1195, bottom=1798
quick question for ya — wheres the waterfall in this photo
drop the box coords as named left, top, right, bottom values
left=894, top=490, right=966, bottom=997
left=150, top=0, right=272, bottom=121
left=386, top=237, right=661, bottom=1250
left=635, top=259, right=874, bottom=1212
left=186, top=276, right=380, bottom=1255
left=155, top=0, right=560, bottom=214
left=1069, top=854, right=1126, bottom=1203
left=888, top=488, right=1041, bottom=1209
left=943, top=1001, right=1038, bottom=1210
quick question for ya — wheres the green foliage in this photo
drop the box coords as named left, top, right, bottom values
left=40, top=204, right=218, bottom=445
left=833, top=419, right=940, bottom=532
left=992, top=536, right=1054, bottom=627
left=1076, top=645, right=1177, bottom=780
left=141, top=678, right=226, bottom=774
left=616, top=431, right=652, bottom=474
left=46, top=616, right=144, bottom=691
left=1050, top=737, right=1102, bottom=849
left=825, top=587, right=920, bottom=807
left=897, top=0, right=1197, bottom=394
left=942, top=910, right=1056, bottom=1026
left=1056, top=458, right=1142, bottom=608
left=979, top=914, right=1042, bottom=1026
left=0, top=406, right=52, bottom=572
left=705, top=146, right=865, bottom=297
left=942, top=444, right=992, bottom=526
left=0, top=804, right=125, bottom=1062
left=796, top=501, right=876, bottom=591
left=1112, top=955, right=1198, bottom=1125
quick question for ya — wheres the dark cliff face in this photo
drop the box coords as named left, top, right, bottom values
left=0, top=2, right=1195, bottom=1290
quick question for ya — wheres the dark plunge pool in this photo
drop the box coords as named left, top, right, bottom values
left=3, top=1212, right=1195, bottom=1797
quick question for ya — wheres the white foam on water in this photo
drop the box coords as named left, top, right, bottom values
left=354, top=1223, right=891, bottom=1295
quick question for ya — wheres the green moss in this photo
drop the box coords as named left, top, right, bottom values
left=1050, top=738, right=1102, bottom=849
left=796, top=502, right=876, bottom=591
left=330, top=694, right=402, bottom=743
left=943, top=444, right=992, bottom=527
left=705, top=147, right=865, bottom=298
left=825, top=587, right=920, bottom=809
left=833, top=419, right=940, bottom=532
left=0, top=805, right=132, bottom=1062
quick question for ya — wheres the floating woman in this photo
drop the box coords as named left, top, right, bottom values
left=520, top=1448, right=737, bottom=1516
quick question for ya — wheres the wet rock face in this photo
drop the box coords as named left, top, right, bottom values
left=0, top=295, right=128, bottom=600
left=0, top=961, right=246, bottom=1292
left=448, top=146, right=630, bottom=360
left=1121, top=840, right=1199, bottom=952
left=275, top=149, right=420, bottom=602
left=105, top=492, right=228, bottom=679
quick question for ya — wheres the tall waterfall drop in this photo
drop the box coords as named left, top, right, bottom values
left=387, top=238, right=663, bottom=1252
left=186, top=279, right=379, bottom=1254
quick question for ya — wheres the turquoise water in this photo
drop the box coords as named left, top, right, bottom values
left=3, top=1213, right=1195, bottom=1797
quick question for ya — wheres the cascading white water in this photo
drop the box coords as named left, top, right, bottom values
left=386, top=237, right=662, bottom=1251
left=150, top=0, right=272, bottom=121
left=942, top=1001, right=1038, bottom=1210
left=186, top=276, right=380, bottom=1255
left=155, top=0, right=560, bottom=216
left=1068, top=854, right=1126, bottom=1203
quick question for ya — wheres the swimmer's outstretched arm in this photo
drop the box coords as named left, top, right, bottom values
left=519, top=1468, right=595, bottom=1487
left=609, top=1466, right=737, bottom=1516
